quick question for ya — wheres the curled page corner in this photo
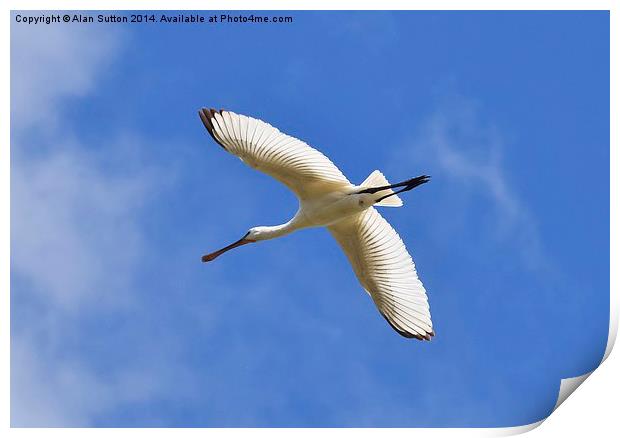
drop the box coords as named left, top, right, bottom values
left=553, top=371, right=593, bottom=411
left=492, top=314, right=617, bottom=436
left=545, top=314, right=617, bottom=418
left=488, top=372, right=597, bottom=437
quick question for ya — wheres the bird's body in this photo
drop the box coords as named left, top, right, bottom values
left=199, top=108, right=434, bottom=340
left=295, top=190, right=371, bottom=227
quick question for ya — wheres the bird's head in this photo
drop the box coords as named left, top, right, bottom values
left=245, top=226, right=272, bottom=241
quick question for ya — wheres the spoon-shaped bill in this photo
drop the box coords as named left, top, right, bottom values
left=202, top=236, right=253, bottom=262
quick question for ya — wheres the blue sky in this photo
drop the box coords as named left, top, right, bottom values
left=11, top=11, right=609, bottom=427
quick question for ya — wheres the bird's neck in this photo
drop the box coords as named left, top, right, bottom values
left=256, top=221, right=298, bottom=241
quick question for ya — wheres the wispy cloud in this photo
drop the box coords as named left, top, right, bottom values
left=11, top=333, right=170, bottom=427
left=12, top=142, right=155, bottom=312
left=10, top=20, right=177, bottom=426
left=11, top=19, right=123, bottom=132
left=393, top=93, right=548, bottom=272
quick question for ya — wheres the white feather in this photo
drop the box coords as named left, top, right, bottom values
left=328, top=208, right=433, bottom=339
left=360, top=170, right=403, bottom=207
left=201, top=109, right=350, bottom=199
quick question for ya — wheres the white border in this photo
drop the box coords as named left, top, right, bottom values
left=2, top=1, right=617, bottom=436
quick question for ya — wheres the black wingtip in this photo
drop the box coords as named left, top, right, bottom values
left=198, top=108, right=227, bottom=150
left=382, top=315, right=434, bottom=341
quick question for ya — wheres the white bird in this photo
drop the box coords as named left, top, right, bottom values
left=199, top=108, right=434, bottom=340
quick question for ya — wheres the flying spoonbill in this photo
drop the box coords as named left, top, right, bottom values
left=199, top=108, right=434, bottom=340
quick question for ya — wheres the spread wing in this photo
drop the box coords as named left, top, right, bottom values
left=199, top=108, right=351, bottom=199
left=328, top=207, right=434, bottom=340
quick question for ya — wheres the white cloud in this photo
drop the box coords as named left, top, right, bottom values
left=11, top=20, right=123, bottom=132
left=12, top=142, right=153, bottom=312
left=11, top=20, right=140, bottom=313
left=11, top=333, right=168, bottom=427
left=394, top=93, right=548, bottom=271
left=10, top=21, right=177, bottom=426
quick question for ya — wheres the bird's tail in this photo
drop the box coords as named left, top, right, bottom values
left=360, top=170, right=404, bottom=207
left=359, top=171, right=430, bottom=207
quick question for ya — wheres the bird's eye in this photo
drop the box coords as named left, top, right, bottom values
left=359, top=199, right=364, bottom=206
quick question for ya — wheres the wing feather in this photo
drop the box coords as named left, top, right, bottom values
left=199, top=108, right=350, bottom=199
left=328, top=208, right=434, bottom=340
